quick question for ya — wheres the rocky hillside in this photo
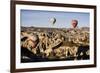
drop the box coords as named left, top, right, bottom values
left=21, top=26, right=90, bottom=62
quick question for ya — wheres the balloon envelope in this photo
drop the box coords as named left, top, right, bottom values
left=71, top=20, right=78, bottom=28
left=50, top=18, right=56, bottom=25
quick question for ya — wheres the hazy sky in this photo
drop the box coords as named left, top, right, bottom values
left=21, top=9, right=90, bottom=28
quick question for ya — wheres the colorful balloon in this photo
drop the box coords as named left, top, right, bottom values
left=71, top=20, right=78, bottom=28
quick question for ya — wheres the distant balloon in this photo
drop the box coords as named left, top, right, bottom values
left=50, top=17, right=56, bottom=25
left=71, top=20, right=78, bottom=28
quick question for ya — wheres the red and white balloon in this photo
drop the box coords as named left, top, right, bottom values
left=71, top=20, right=78, bottom=28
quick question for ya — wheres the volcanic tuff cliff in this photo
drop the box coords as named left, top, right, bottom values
left=21, top=26, right=89, bottom=62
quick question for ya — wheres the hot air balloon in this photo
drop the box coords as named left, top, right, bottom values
left=50, top=17, right=56, bottom=25
left=71, top=20, right=78, bottom=28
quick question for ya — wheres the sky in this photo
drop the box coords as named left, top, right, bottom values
left=20, top=9, right=90, bottom=28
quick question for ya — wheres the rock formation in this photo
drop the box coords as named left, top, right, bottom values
left=21, top=26, right=90, bottom=62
